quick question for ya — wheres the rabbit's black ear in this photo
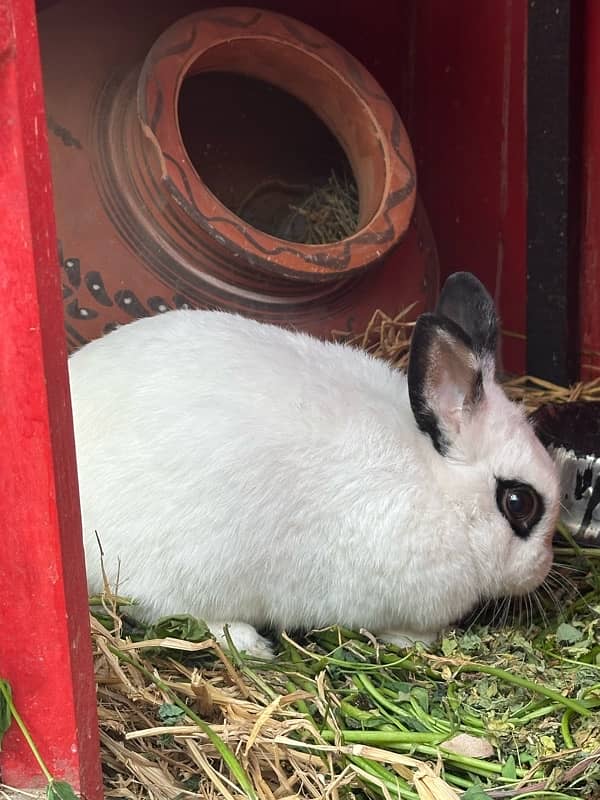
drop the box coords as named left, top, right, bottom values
left=408, top=314, right=484, bottom=455
left=436, top=272, right=498, bottom=363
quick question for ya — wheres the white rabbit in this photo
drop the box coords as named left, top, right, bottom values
left=69, top=272, right=560, bottom=657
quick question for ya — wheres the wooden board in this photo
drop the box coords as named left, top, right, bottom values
left=0, top=0, right=102, bottom=795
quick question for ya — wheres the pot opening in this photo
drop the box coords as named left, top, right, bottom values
left=177, top=39, right=386, bottom=245
left=179, top=71, right=359, bottom=244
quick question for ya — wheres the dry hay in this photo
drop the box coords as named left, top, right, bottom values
left=94, top=580, right=600, bottom=800
left=285, top=171, right=359, bottom=245
left=236, top=171, right=359, bottom=245
left=331, top=306, right=416, bottom=372
left=93, top=304, right=600, bottom=800
left=94, top=613, right=463, bottom=800
left=333, top=306, right=600, bottom=413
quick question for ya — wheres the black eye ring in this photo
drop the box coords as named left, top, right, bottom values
left=496, top=479, right=544, bottom=539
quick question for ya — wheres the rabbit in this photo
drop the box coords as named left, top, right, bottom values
left=68, top=272, right=560, bottom=658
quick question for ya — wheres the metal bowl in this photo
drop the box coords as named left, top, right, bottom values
left=531, top=401, right=600, bottom=545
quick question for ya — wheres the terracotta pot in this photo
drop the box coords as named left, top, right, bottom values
left=38, top=2, right=439, bottom=350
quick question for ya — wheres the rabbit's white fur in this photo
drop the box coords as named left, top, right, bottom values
left=69, top=308, right=559, bottom=657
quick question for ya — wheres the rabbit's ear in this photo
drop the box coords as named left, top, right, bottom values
left=408, top=314, right=484, bottom=455
left=436, top=272, right=498, bottom=369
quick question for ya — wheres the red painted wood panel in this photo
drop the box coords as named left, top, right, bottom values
left=580, top=0, right=600, bottom=380
left=229, top=0, right=529, bottom=376
left=0, top=0, right=102, bottom=794
left=404, top=0, right=527, bottom=376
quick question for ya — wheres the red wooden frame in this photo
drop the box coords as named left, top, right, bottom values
left=0, top=0, right=102, bottom=795
left=404, top=0, right=527, bottom=376
left=580, top=0, right=600, bottom=380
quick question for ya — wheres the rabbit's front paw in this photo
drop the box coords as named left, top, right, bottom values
left=377, top=629, right=438, bottom=648
left=208, top=620, right=275, bottom=659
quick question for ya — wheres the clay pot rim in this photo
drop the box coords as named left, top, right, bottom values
left=137, top=6, right=416, bottom=281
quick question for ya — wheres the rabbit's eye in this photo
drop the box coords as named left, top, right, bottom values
left=496, top=480, right=544, bottom=538
left=506, top=489, right=535, bottom=518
